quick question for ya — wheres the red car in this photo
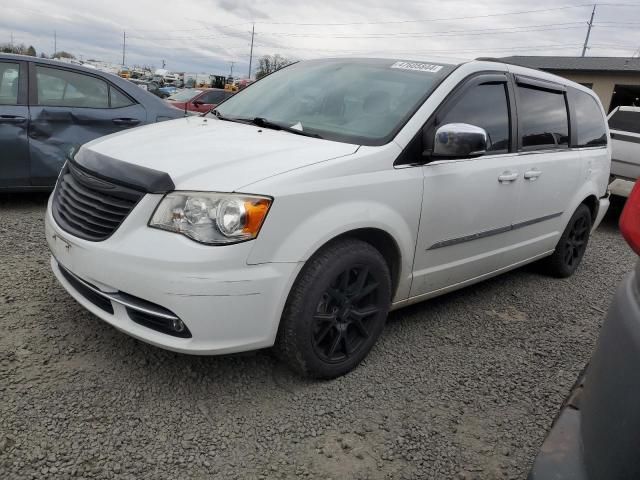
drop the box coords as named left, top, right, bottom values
left=166, top=88, right=234, bottom=113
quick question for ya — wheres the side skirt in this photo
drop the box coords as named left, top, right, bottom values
left=390, top=250, right=554, bottom=311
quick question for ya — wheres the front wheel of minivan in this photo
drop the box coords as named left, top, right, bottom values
left=275, top=239, right=392, bottom=379
left=540, top=204, right=592, bottom=278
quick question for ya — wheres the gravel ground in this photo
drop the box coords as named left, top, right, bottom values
left=0, top=194, right=636, bottom=480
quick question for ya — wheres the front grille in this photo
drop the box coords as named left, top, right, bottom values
left=59, top=265, right=114, bottom=314
left=52, top=162, right=144, bottom=241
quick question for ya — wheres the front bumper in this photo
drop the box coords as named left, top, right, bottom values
left=45, top=194, right=302, bottom=354
left=528, top=263, right=640, bottom=479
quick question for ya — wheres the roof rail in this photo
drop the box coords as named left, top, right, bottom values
left=474, top=57, right=544, bottom=70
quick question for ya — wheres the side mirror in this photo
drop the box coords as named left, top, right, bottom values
left=432, top=123, right=488, bottom=159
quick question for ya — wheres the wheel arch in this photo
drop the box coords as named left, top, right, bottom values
left=325, top=228, right=403, bottom=300
left=581, top=194, right=599, bottom=222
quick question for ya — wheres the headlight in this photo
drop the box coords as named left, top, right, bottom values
left=149, top=192, right=272, bottom=245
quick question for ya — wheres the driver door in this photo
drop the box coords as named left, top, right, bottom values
left=409, top=73, right=523, bottom=297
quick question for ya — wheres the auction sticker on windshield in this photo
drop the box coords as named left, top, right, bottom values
left=390, top=61, right=443, bottom=73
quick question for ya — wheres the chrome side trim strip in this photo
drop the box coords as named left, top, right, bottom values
left=427, top=212, right=563, bottom=250
left=58, top=263, right=179, bottom=320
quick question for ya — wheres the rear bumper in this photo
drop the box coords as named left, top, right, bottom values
left=609, top=177, right=636, bottom=198
left=528, top=263, right=640, bottom=479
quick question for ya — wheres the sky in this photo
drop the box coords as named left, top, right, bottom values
left=1, top=0, right=639, bottom=77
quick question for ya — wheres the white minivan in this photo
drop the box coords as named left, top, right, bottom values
left=45, top=58, right=611, bottom=378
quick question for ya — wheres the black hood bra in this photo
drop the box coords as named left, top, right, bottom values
left=72, top=147, right=175, bottom=194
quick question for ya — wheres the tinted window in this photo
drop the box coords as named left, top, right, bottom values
left=609, top=109, right=640, bottom=134
left=36, top=66, right=109, bottom=108
left=199, top=90, right=229, bottom=104
left=518, top=86, right=569, bottom=149
left=573, top=91, right=607, bottom=147
left=0, top=62, right=19, bottom=105
left=110, top=86, right=134, bottom=108
left=439, top=82, right=510, bottom=153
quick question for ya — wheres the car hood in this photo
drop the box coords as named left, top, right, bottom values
left=81, top=116, right=359, bottom=191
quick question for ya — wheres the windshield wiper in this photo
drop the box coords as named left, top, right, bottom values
left=248, top=117, right=323, bottom=139
left=210, top=112, right=322, bottom=139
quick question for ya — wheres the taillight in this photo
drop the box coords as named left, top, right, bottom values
left=620, top=181, right=640, bottom=255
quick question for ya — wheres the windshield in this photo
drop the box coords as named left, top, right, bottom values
left=213, top=58, right=456, bottom=145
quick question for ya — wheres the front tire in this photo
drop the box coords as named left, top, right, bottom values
left=275, top=239, right=392, bottom=379
left=540, top=204, right=592, bottom=278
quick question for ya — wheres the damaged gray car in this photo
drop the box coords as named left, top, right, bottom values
left=0, top=54, right=182, bottom=191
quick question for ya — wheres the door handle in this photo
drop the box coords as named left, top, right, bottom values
left=524, top=169, right=542, bottom=181
left=498, top=171, right=519, bottom=183
left=112, top=118, right=140, bottom=126
left=0, top=115, right=27, bottom=124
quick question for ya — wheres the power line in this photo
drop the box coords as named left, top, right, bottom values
left=251, top=4, right=598, bottom=26
left=249, top=42, right=589, bottom=55
left=126, top=22, right=589, bottom=42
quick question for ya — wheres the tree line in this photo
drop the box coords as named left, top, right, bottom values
left=0, top=43, right=76, bottom=60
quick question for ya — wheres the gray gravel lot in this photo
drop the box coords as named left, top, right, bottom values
left=0, top=194, right=636, bottom=480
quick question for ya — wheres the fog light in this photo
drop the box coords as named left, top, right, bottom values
left=172, top=318, right=186, bottom=333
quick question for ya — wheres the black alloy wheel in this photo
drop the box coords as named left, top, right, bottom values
left=541, top=204, right=592, bottom=278
left=275, top=238, right=392, bottom=379
left=312, top=266, right=380, bottom=363
left=563, top=215, right=590, bottom=269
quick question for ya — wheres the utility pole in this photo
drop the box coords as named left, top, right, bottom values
left=10, top=32, right=13, bottom=50
left=581, top=4, right=596, bottom=57
left=122, top=31, right=126, bottom=66
left=248, top=24, right=255, bottom=79
left=54, top=30, right=57, bottom=56
left=229, top=61, right=235, bottom=78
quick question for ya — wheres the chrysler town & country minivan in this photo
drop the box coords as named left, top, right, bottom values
left=45, top=58, right=611, bottom=378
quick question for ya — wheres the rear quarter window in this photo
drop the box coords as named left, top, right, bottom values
left=572, top=90, right=607, bottom=147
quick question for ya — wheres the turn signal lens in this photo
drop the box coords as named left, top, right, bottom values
left=243, top=199, right=271, bottom=235
left=620, top=182, right=640, bottom=255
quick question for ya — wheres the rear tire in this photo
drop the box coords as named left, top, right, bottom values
left=540, top=204, right=592, bottom=278
left=275, top=238, right=392, bottom=379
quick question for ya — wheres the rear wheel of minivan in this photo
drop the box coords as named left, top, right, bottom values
left=541, top=204, right=592, bottom=278
left=275, top=239, right=392, bottom=379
